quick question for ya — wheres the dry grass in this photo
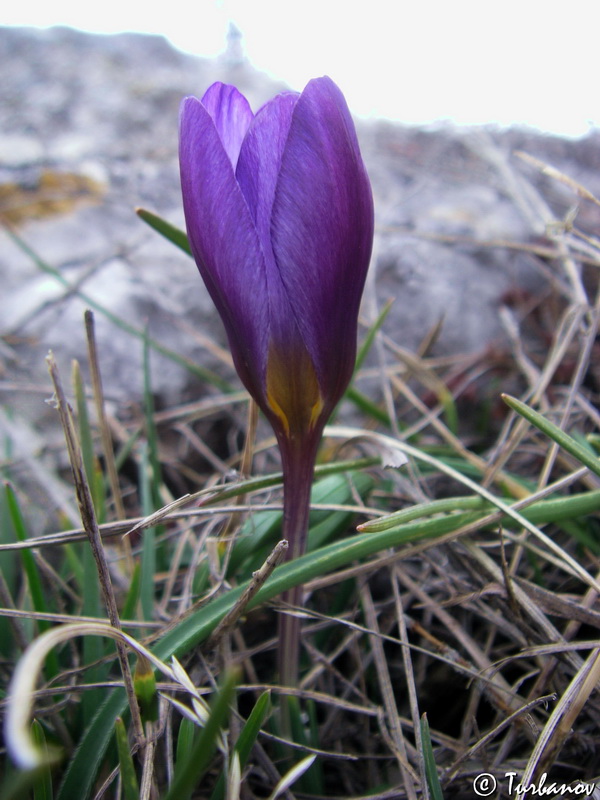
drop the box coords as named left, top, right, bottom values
left=2, top=151, right=600, bottom=799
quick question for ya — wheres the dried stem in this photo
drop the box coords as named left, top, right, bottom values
left=46, top=352, right=145, bottom=745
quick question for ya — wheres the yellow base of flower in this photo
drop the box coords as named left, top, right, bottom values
left=265, top=341, right=324, bottom=439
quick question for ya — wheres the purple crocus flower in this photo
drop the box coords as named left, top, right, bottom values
left=179, top=76, right=373, bottom=686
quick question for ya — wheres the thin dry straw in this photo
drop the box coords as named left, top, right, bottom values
left=46, top=352, right=145, bottom=744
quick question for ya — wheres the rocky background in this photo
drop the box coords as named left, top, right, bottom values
left=1, top=24, right=599, bottom=432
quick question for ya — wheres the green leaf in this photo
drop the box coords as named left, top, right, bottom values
left=232, top=691, right=271, bottom=766
left=360, top=490, right=600, bottom=535
left=4, top=484, right=59, bottom=678
left=420, top=713, right=443, bottom=800
left=283, top=696, right=321, bottom=795
left=344, top=386, right=392, bottom=426
left=307, top=472, right=373, bottom=551
left=175, top=717, right=196, bottom=773
left=134, top=656, right=158, bottom=724
left=114, top=717, right=139, bottom=800
left=354, top=299, right=393, bottom=373
left=266, top=755, right=317, bottom=800
left=31, top=720, right=53, bottom=800
left=121, top=562, right=141, bottom=624
left=502, top=394, right=600, bottom=478
left=163, top=669, right=238, bottom=800
left=56, top=687, right=127, bottom=800
left=5, top=485, right=47, bottom=623
left=209, top=691, right=271, bottom=800
left=56, top=504, right=484, bottom=800
left=142, top=328, right=163, bottom=511
left=138, top=443, right=156, bottom=626
left=228, top=470, right=373, bottom=576
left=136, top=207, right=191, bottom=255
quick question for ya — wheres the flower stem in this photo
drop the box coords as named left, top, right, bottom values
left=277, top=435, right=319, bottom=692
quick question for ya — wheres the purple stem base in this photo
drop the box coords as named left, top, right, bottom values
left=277, top=433, right=319, bottom=692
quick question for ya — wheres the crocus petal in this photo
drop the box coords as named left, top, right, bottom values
left=200, top=82, right=254, bottom=168
left=265, top=339, right=323, bottom=440
left=271, top=77, right=374, bottom=406
left=180, top=77, right=374, bottom=439
left=179, top=95, right=269, bottom=400
left=236, top=92, right=298, bottom=243
left=236, top=92, right=311, bottom=367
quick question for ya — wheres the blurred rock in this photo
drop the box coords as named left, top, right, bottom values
left=1, top=24, right=599, bottom=424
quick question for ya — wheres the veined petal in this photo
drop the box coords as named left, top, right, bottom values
left=236, top=92, right=298, bottom=242
left=271, top=77, right=374, bottom=406
left=200, top=83, right=254, bottom=168
left=236, top=92, right=310, bottom=375
left=179, top=96, right=269, bottom=400
left=180, top=77, right=373, bottom=441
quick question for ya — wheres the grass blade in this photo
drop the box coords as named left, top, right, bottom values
left=4, top=485, right=49, bottom=630
left=175, top=717, right=196, bottom=773
left=420, top=714, right=443, bottom=800
left=121, top=562, right=142, bottom=625
left=502, top=394, right=600, bottom=478
left=114, top=717, right=139, bottom=800
left=163, top=669, right=238, bottom=800
left=138, top=444, right=156, bottom=624
left=31, top=721, right=53, bottom=800
left=266, top=755, right=317, bottom=800
left=4, top=485, right=59, bottom=678
left=354, top=299, right=394, bottom=373
left=136, top=207, right=191, bottom=255
left=209, top=691, right=271, bottom=800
